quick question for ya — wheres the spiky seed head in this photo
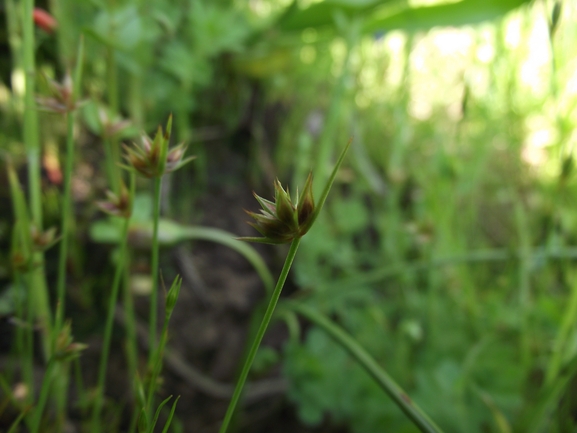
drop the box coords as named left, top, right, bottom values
left=36, top=72, right=83, bottom=113
left=97, top=181, right=132, bottom=218
left=54, top=321, right=87, bottom=362
left=122, top=116, right=195, bottom=178
left=239, top=175, right=317, bottom=244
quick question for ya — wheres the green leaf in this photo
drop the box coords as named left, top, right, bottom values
left=278, top=0, right=388, bottom=32
left=277, top=0, right=531, bottom=34
left=89, top=218, right=274, bottom=293
left=364, top=0, right=532, bottom=33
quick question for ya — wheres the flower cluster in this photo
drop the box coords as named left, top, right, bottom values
left=122, top=115, right=194, bottom=178
left=242, top=173, right=315, bottom=244
left=36, top=73, right=82, bottom=114
left=54, top=322, right=87, bottom=362
left=96, top=181, right=132, bottom=218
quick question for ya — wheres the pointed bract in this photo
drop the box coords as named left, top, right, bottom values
left=297, top=173, right=315, bottom=234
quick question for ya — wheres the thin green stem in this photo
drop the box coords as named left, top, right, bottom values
left=219, top=237, right=301, bottom=433
left=514, top=198, right=532, bottom=368
left=313, top=41, right=352, bottom=194
left=104, top=136, right=120, bottom=194
left=545, top=271, right=577, bottom=385
left=22, top=0, right=42, bottom=227
left=12, top=270, right=33, bottom=403
left=107, top=46, right=118, bottom=114
left=54, top=111, right=76, bottom=338
left=122, top=174, right=138, bottom=419
left=287, top=302, right=445, bottom=433
left=23, top=273, right=35, bottom=402
left=105, top=45, right=121, bottom=193
left=51, top=39, right=85, bottom=431
left=146, top=277, right=181, bottom=416
left=123, top=255, right=138, bottom=387
left=22, top=0, right=52, bottom=360
left=149, top=177, right=162, bottom=363
left=50, top=0, right=73, bottom=66
left=91, top=215, right=131, bottom=433
left=30, top=359, right=57, bottom=433
left=129, top=71, right=144, bottom=129
left=73, top=356, right=87, bottom=411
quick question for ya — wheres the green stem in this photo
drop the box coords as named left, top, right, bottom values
left=514, top=198, right=532, bottom=369
left=30, top=359, right=57, bottom=433
left=23, top=273, right=35, bottom=402
left=54, top=111, right=76, bottom=337
left=219, top=237, right=302, bottom=433
left=91, top=215, right=131, bottom=433
left=129, top=71, right=144, bottom=129
left=313, top=43, right=351, bottom=194
left=122, top=173, right=138, bottom=419
left=52, top=38, right=84, bottom=432
left=103, top=136, right=120, bottom=194
left=50, top=0, right=73, bottom=66
left=123, top=255, right=138, bottom=389
left=145, top=282, right=177, bottom=415
left=22, top=0, right=42, bottom=227
left=545, top=271, right=577, bottom=385
left=106, top=45, right=121, bottom=193
left=287, top=302, right=445, bottom=433
left=107, top=46, right=118, bottom=114
left=149, top=177, right=162, bottom=362
left=23, top=0, right=52, bottom=360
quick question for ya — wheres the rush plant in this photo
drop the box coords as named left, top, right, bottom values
left=219, top=139, right=351, bottom=433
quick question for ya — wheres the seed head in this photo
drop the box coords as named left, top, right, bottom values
left=54, top=321, right=87, bottom=362
left=122, top=115, right=195, bottom=178
left=36, top=73, right=83, bottom=113
left=30, top=226, right=59, bottom=251
left=98, top=107, right=133, bottom=139
left=97, top=181, right=132, bottom=218
left=240, top=173, right=315, bottom=244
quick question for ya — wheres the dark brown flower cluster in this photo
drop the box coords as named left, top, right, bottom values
left=242, top=173, right=315, bottom=244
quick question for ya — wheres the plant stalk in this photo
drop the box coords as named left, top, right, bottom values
left=22, top=0, right=52, bottom=359
left=54, top=111, right=76, bottom=338
left=149, top=177, right=162, bottom=362
left=30, top=359, right=57, bottom=433
left=219, top=237, right=301, bottom=433
left=91, top=215, right=131, bottom=433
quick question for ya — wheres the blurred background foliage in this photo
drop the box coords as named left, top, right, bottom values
left=2, top=0, right=577, bottom=432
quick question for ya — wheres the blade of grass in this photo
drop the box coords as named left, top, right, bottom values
left=147, top=395, right=173, bottom=433
left=286, top=301, right=445, bottom=433
left=161, top=396, right=181, bottom=433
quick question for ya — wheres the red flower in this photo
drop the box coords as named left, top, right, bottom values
left=33, top=8, right=57, bottom=34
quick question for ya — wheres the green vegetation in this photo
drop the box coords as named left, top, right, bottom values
left=1, top=0, right=577, bottom=432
